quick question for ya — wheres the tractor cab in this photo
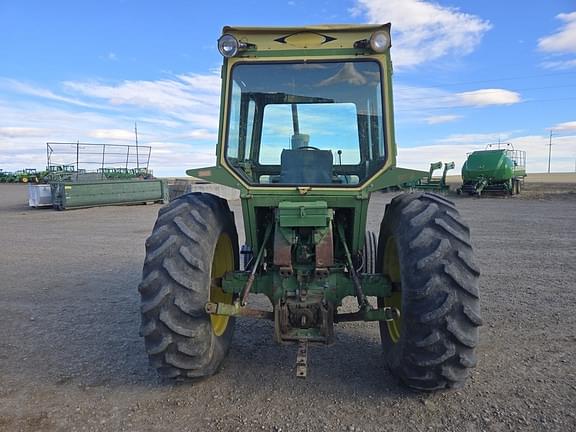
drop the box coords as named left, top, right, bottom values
left=224, top=60, right=387, bottom=186
left=186, top=24, right=423, bottom=193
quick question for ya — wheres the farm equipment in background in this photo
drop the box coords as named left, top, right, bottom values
left=457, top=143, right=526, bottom=196
left=139, top=24, right=482, bottom=391
left=23, top=143, right=166, bottom=210
left=1, top=169, right=40, bottom=183
left=50, top=178, right=168, bottom=210
left=97, top=167, right=152, bottom=180
left=46, top=142, right=153, bottom=182
left=43, top=164, right=77, bottom=182
left=19, top=169, right=39, bottom=183
left=0, top=170, right=11, bottom=182
left=412, top=161, right=454, bottom=192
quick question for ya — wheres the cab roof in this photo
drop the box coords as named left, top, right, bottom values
left=223, top=24, right=390, bottom=33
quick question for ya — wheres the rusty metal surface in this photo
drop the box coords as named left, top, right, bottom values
left=205, top=301, right=274, bottom=320
left=238, top=307, right=274, bottom=320
left=273, top=225, right=293, bottom=274
left=296, top=339, right=308, bottom=378
left=240, top=273, right=256, bottom=306
left=315, top=224, right=334, bottom=270
left=274, top=299, right=335, bottom=344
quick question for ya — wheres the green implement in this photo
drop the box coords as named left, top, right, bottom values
left=410, top=161, right=454, bottom=192
left=138, top=24, right=482, bottom=390
left=51, top=179, right=168, bottom=210
left=458, top=143, right=526, bottom=196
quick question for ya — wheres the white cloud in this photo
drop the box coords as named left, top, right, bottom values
left=0, top=100, right=133, bottom=138
left=394, top=84, right=522, bottom=115
left=351, top=0, right=491, bottom=67
left=552, top=121, right=576, bottom=131
left=63, top=73, right=220, bottom=111
left=394, top=84, right=447, bottom=109
left=174, top=112, right=219, bottom=130
left=178, top=73, right=222, bottom=94
left=456, top=89, right=521, bottom=107
left=61, top=73, right=222, bottom=132
left=437, top=132, right=515, bottom=144
left=87, top=129, right=136, bottom=141
left=424, top=114, right=462, bottom=125
left=188, top=129, right=218, bottom=141
left=541, top=59, right=576, bottom=70
left=538, top=12, right=576, bottom=70
left=0, top=78, right=106, bottom=109
left=0, top=127, right=52, bottom=138
left=144, top=141, right=215, bottom=174
left=538, top=12, right=576, bottom=54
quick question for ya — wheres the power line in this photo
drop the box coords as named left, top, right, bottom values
left=544, top=131, right=576, bottom=173
left=395, top=96, right=576, bottom=112
left=395, top=84, right=576, bottom=103
left=408, top=70, right=576, bottom=88
left=547, top=130, right=553, bottom=174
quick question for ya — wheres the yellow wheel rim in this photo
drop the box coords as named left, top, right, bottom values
left=210, top=233, right=235, bottom=337
left=383, top=237, right=402, bottom=344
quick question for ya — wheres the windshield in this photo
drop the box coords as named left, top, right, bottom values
left=225, top=60, right=387, bottom=186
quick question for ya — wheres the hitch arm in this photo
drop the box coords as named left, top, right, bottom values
left=336, top=223, right=369, bottom=309
left=205, top=301, right=274, bottom=320
left=240, top=222, right=273, bottom=306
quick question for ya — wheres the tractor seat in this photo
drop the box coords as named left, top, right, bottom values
left=280, top=148, right=333, bottom=184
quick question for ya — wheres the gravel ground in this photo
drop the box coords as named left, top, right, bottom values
left=0, top=183, right=575, bottom=432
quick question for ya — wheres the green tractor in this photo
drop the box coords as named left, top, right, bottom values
left=139, top=24, right=481, bottom=390
left=44, top=164, right=76, bottom=182
left=11, top=168, right=40, bottom=183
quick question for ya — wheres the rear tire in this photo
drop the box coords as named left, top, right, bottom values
left=363, top=231, right=377, bottom=274
left=139, top=192, right=239, bottom=379
left=377, top=192, right=482, bottom=390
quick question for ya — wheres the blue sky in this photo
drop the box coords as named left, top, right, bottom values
left=1, top=0, right=575, bottom=176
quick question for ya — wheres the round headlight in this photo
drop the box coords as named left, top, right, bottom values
left=218, top=34, right=240, bottom=57
left=370, top=31, right=391, bottom=53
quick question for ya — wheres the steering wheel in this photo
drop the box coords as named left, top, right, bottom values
left=297, top=146, right=320, bottom=150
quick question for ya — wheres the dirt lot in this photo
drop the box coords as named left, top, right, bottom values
left=1, top=183, right=575, bottom=432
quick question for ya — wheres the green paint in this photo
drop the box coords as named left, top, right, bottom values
left=462, top=149, right=525, bottom=182
left=278, top=201, right=331, bottom=227
left=51, top=179, right=168, bottom=209
left=460, top=147, right=527, bottom=194
left=238, top=48, right=369, bottom=58
left=222, top=270, right=391, bottom=306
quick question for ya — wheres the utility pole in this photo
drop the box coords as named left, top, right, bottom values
left=134, top=122, right=140, bottom=169
left=546, top=130, right=553, bottom=174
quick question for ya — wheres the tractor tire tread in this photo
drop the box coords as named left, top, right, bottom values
left=139, top=192, right=238, bottom=379
left=377, top=192, right=482, bottom=391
